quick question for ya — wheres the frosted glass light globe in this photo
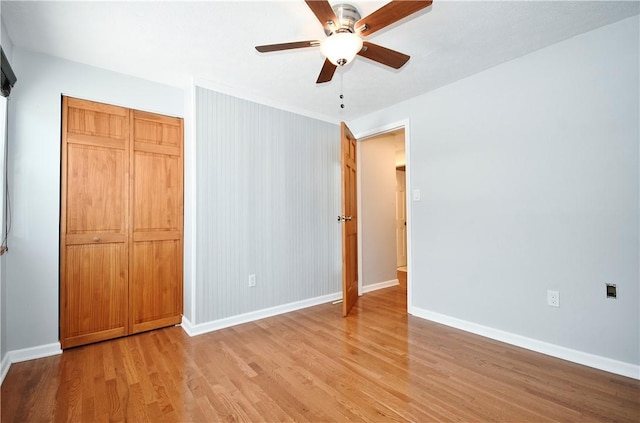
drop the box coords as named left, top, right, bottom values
left=320, top=32, right=363, bottom=66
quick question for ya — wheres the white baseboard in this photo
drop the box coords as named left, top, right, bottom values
left=410, top=306, right=639, bottom=380
left=0, top=342, right=62, bottom=385
left=362, top=279, right=399, bottom=294
left=182, top=291, right=342, bottom=337
left=1, top=353, right=10, bottom=385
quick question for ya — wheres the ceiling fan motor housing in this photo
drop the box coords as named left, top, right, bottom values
left=326, top=3, right=362, bottom=35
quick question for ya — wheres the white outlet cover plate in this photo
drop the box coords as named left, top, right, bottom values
left=547, top=290, right=559, bottom=307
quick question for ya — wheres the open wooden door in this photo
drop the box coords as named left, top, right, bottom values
left=340, top=122, right=358, bottom=317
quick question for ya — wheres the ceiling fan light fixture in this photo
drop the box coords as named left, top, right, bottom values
left=320, top=32, right=363, bottom=66
left=255, top=0, right=430, bottom=83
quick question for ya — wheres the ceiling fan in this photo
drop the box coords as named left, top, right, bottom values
left=255, top=0, right=432, bottom=84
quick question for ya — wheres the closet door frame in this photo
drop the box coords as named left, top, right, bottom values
left=60, top=96, right=184, bottom=349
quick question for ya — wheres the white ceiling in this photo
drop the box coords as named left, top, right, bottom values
left=1, top=1, right=638, bottom=121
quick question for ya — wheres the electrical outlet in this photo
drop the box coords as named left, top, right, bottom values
left=547, top=290, right=559, bottom=307
left=606, top=283, right=617, bottom=299
left=249, top=274, right=256, bottom=287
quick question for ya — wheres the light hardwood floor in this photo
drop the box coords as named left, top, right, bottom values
left=2, top=286, right=639, bottom=422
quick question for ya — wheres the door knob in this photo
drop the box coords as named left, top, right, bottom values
left=337, top=215, right=352, bottom=222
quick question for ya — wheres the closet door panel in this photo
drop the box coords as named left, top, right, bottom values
left=62, top=243, right=128, bottom=348
left=60, top=97, right=129, bottom=349
left=133, top=152, right=181, bottom=232
left=130, top=111, right=183, bottom=333
left=66, top=99, right=127, bottom=139
left=130, top=239, right=182, bottom=333
left=66, top=144, right=125, bottom=234
left=133, top=111, right=181, bottom=150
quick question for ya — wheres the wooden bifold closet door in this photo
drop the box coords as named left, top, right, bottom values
left=60, top=97, right=183, bottom=349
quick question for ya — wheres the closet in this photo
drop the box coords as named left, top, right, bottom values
left=60, top=96, right=183, bottom=349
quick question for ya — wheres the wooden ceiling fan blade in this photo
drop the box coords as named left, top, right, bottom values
left=255, top=40, right=320, bottom=53
left=358, top=42, right=410, bottom=69
left=356, top=0, right=432, bottom=36
left=316, top=59, right=337, bottom=84
left=305, top=0, right=340, bottom=33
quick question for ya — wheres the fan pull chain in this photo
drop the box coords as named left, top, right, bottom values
left=339, top=70, right=345, bottom=110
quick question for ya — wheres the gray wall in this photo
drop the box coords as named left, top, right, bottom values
left=1, top=16, right=13, bottom=59
left=0, top=15, right=14, bottom=368
left=194, top=87, right=341, bottom=323
left=360, top=133, right=398, bottom=287
left=349, top=16, right=639, bottom=366
left=4, top=48, right=183, bottom=353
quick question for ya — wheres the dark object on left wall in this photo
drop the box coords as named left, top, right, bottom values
left=1, top=47, right=17, bottom=97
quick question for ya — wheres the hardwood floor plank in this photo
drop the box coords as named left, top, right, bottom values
left=126, top=382, right=151, bottom=423
left=2, top=286, right=639, bottom=422
left=104, top=378, right=124, bottom=422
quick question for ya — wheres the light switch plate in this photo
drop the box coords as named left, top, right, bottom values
left=412, top=189, right=421, bottom=201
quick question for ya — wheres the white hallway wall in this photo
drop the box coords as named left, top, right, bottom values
left=349, top=16, right=639, bottom=372
left=360, top=133, right=398, bottom=289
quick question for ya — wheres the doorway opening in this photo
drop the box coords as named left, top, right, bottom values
left=355, top=121, right=411, bottom=312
